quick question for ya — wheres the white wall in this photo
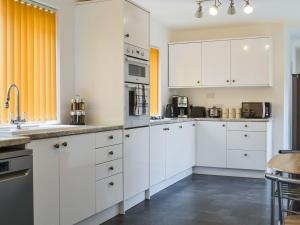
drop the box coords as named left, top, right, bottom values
left=150, top=18, right=171, bottom=115
left=39, top=0, right=75, bottom=123
left=169, top=23, right=285, bottom=155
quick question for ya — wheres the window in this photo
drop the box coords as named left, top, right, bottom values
left=0, top=0, right=57, bottom=124
left=150, top=48, right=159, bottom=116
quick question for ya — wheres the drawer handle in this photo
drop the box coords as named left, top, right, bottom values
left=163, top=128, right=170, bottom=131
left=54, top=143, right=60, bottom=149
left=192, top=124, right=196, bottom=127
left=222, top=124, right=226, bottom=127
left=125, top=134, right=130, bottom=138
left=244, top=124, right=248, bottom=128
left=109, top=182, right=114, bottom=186
left=109, top=166, right=114, bottom=171
left=62, top=142, right=68, bottom=147
left=244, top=153, right=248, bottom=157
left=108, top=135, right=114, bottom=140
left=244, top=134, right=248, bottom=137
left=108, top=151, right=114, bottom=155
left=179, top=125, right=183, bottom=129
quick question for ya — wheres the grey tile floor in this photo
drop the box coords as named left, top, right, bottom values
left=103, top=174, right=271, bottom=225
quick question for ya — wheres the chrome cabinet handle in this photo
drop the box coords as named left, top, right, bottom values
left=197, top=81, right=200, bottom=84
left=179, top=125, right=183, bottom=128
left=124, top=34, right=130, bottom=38
left=108, top=151, right=114, bottom=155
left=163, top=128, right=170, bottom=131
left=109, top=166, right=114, bottom=171
left=244, top=124, right=248, bottom=128
left=108, top=135, right=114, bottom=140
left=125, top=134, right=130, bottom=138
left=62, top=142, right=68, bottom=147
left=244, top=134, right=248, bottom=137
left=222, top=124, right=226, bottom=127
left=244, top=153, right=248, bottom=157
left=109, top=182, right=114, bottom=186
left=54, top=144, right=60, bottom=149
left=192, top=124, right=196, bottom=127
left=226, top=80, right=230, bottom=83
left=232, top=80, right=236, bottom=83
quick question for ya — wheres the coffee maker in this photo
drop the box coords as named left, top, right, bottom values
left=172, top=96, right=188, bottom=118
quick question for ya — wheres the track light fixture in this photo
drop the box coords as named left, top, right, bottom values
left=195, top=0, right=253, bottom=18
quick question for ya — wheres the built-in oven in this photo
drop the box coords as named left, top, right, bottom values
left=124, top=43, right=149, bottom=84
left=125, top=83, right=150, bottom=129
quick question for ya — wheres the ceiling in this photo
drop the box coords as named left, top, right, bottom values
left=132, top=0, right=300, bottom=29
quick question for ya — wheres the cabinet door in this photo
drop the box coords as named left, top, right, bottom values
left=169, top=43, right=202, bottom=87
left=150, top=125, right=167, bottom=186
left=231, top=38, right=272, bottom=86
left=196, top=121, right=227, bottom=168
left=202, top=40, right=231, bottom=86
left=124, top=127, right=150, bottom=199
left=183, top=122, right=196, bottom=169
left=59, top=134, right=96, bottom=225
left=28, top=138, right=60, bottom=225
left=124, top=0, right=149, bottom=49
left=166, top=123, right=182, bottom=178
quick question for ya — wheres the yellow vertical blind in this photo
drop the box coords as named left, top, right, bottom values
left=150, top=48, right=159, bottom=115
left=0, top=0, right=56, bottom=124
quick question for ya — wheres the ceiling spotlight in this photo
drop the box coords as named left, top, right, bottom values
left=227, top=0, right=236, bottom=15
left=244, top=0, right=253, bottom=14
left=209, top=1, right=219, bottom=16
left=195, top=1, right=203, bottom=18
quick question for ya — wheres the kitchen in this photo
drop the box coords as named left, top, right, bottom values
left=0, top=0, right=300, bottom=225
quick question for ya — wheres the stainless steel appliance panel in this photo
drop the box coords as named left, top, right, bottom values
left=0, top=151, right=33, bottom=225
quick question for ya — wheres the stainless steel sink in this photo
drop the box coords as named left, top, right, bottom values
left=0, top=124, right=76, bottom=135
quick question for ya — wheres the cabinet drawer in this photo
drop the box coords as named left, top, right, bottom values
left=227, top=122, right=266, bottom=132
left=96, top=130, right=122, bottom=148
left=227, top=150, right=266, bottom=170
left=96, top=144, right=123, bottom=164
left=96, top=173, right=123, bottom=213
left=96, top=159, right=123, bottom=181
left=227, top=131, right=266, bottom=151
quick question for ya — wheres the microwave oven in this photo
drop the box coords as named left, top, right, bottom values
left=242, top=102, right=271, bottom=118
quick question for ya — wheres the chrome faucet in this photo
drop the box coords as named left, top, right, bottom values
left=4, top=84, right=26, bottom=129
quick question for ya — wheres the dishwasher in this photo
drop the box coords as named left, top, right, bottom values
left=0, top=148, right=33, bottom=225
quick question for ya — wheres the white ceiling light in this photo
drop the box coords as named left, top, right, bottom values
left=195, top=0, right=254, bottom=18
left=195, top=1, right=203, bottom=18
left=244, top=0, right=254, bottom=14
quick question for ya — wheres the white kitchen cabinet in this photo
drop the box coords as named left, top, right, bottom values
left=124, top=0, right=149, bottom=49
left=150, top=125, right=167, bottom=186
left=182, top=122, right=196, bottom=169
left=231, top=37, right=272, bottom=86
left=124, top=127, right=150, bottom=199
left=227, top=150, right=266, bottom=170
left=202, top=40, right=231, bottom=86
left=169, top=43, right=202, bottom=87
left=28, top=138, right=60, bottom=225
left=227, top=131, right=266, bottom=151
left=59, top=134, right=96, bottom=225
left=196, top=121, right=227, bottom=168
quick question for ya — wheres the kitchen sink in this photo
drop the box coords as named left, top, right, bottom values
left=0, top=124, right=76, bottom=135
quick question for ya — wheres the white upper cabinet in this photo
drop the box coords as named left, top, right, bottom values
left=202, top=40, right=231, bottom=86
left=124, top=0, right=150, bottom=49
left=231, top=37, right=272, bottom=86
left=169, top=43, right=202, bottom=88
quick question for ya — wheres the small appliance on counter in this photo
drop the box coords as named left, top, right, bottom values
left=190, top=106, right=206, bottom=118
left=172, top=96, right=189, bottom=118
left=208, top=106, right=222, bottom=118
left=242, top=102, right=271, bottom=118
left=70, top=95, right=86, bottom=125
left=165, top=104, right=176, bottom=118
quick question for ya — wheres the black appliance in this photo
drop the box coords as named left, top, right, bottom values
left=165, top=104, right=176, bottom=118
left=172, top=96, right=188, bottom=118
left=190, top=106, right=206, bottom=118
left=242, top=102, right=271, bottom=118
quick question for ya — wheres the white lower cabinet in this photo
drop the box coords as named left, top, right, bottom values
left=227, top=150, right=266, bottom=170
left=29, top=134, right=96, bottom=225
left=196, top=121, right=227, bottom=168
left=59, top=134, right=96, bottom=225
left=150, top=122, right=196, bottom=186
left=124, top=127, right=150, bottom=199
left=96, top=173, right=123, bottom=213
left=227, top=131, right=266, bottom=151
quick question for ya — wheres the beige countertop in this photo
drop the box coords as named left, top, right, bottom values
left=0, top=124, right=123, bottom=148
left=150, top=118, right=271, bottom=126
